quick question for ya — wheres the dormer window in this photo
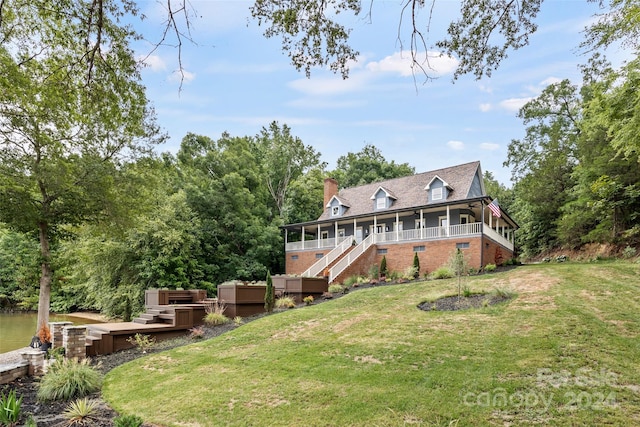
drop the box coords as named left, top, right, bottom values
left=370, top=186, right=396, bottom=211
left=425, top=175, right=451, bottom=203
left=326, top=195, right=349, bottom=218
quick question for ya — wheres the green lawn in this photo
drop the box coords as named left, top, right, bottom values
left=103, top=261, right=640, bottom=426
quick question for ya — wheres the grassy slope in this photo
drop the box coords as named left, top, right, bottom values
left=103, top=262, right=640, bottom=426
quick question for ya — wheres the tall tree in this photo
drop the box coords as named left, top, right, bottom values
left=0, top=2, right=161, bottom=328
left=505, top=80, right=580, bottom=256
left=332, top=144, right=415, bottom=188
left=253, top=122, right=324, bottom=222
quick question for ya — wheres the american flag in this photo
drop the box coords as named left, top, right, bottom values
left=488, top=199, right=501, bottom=217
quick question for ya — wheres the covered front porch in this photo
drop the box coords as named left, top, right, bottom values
left=284, top=201, right=515, bottom=253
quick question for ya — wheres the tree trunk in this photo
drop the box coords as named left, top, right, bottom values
left=36, top=221, right=52, bottom=332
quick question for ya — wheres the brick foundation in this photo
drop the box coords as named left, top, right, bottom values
left=289, top=235, right=514, bottom=283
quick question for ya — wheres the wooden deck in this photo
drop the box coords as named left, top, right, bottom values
left=85, top=293, right=209, bottom=356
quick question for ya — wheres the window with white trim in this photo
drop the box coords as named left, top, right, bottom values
left=331, top=206, right=339, bottom=216
left=413, top=245, right=425, bottom=252
left=415, top=219, right=425, bottom=229
left=432, top=187, right=443, bottom=200
left=320, top=231, right=329, bottom=239
left=456, top=242, right=470, bottom=249
left=376, top=196, right=386, bottom=209
left=338, top=229, right=346, bottom=238
left=460, top=214, right=471, bottom=225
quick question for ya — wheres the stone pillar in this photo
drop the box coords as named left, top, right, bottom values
left=49, top=321, right=73, bottom=349
left=63, top=325, right=87, bottom=360
left=20, top=350, right=45, bottom=376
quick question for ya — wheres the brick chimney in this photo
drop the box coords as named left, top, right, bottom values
left=323, top=177, right=338, bottom=207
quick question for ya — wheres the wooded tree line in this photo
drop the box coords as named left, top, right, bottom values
left=0, top=134, right=414, bottom=319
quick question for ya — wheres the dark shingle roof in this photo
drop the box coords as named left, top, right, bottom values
left=317, top=161, right=483, bottom=221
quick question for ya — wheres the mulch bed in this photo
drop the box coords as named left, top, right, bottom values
left=417, top=293, right=513, bottom=312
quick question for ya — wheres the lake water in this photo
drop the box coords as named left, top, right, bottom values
left=0, top=313, right=100, bottom=354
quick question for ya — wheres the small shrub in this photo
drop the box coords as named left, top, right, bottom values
left=367, top=264, right=379, bottom=281
left=484, top=263, right=497, bottom=272
left=275, top=296, right=296, bottom=309
left=265, top=271, right=275, bottom=313
left=491, top=286, right=516, bottom=299
left=380, top=255, right=388, bottom=277
left=431, top=267, right=454, bottom=279
left=127, top=333, right=156, bottom=353
left=303, top=295, right=314, bottom=305
left=328, top=284, right=343, bottom=294
left=0, top=389, right=22, bottom=426
left=188, top=326, right=205, bottom=339
left=555, top=255, right=568, bottom=262
left=412, top=252, right=420, bottom=278
left=114, top=414, right=144, bottom=427
left=63, top=397, right=99, bottom=426
left=622, top=246, right=637, bottom=259
left=542, top=257, right=551, bottom=263
left=203, top=299, right=227, bottom=316
left=343, top=275, right=359, bottom=287
left=204, top=312, right=230, bottom=326
left=233, top=316, right=244, bottom=326
left=462, top=285, right=472, bottom=298
left=402, top=265, right=418, bottom=281
left=37, top=358, right=103, bottom=402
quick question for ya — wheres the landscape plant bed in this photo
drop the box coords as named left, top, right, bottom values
left=418, top=293, right=514, bottom=312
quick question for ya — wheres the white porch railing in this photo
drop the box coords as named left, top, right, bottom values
left=483, top=226, right=514, bottom=251
left=329, top=233, right=375, bottom=283
left=302, top=237, right=354, bottom=278
left=286, top=236, right=349, bottom=251
left=287, top=223, right=485, bottom=251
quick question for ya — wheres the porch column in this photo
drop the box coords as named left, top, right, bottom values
left=446, top=205, right=450, bottom=236
left=285, top=229, right=288, bottom=246
left=353, top=218, right=357, bottom=242
left=302, top=226, right=305, bottom=247
left=373, top=216, right=377, bottom=243
left=420, top=209, right=424, bottom=239
left=334, top=221, right=338, bottom=244
left=396, top=212, right=400, bottom=241
left=317, top=224, right=321, bottom=248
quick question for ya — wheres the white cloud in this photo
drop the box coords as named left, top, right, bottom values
left=499, top=97, right=531, bottom=112
left=479, top=103, right=492, bottom=112
left=447, top=140, right=465, bottom=150
left=141, top=54, right=167, bottom=72
left=168, top=69, right=196, bottom=84
left=478, top=84, right=493, bottom=94
left=288, top=73, right=369, bottom=96
left=480, top=142, right=500, bottom=151
left=540, top=77, right=562, bottom=87
left=366, top=51, right=458, bottom=77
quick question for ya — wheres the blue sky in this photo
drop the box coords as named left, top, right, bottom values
left=133, top=1, right=612, bottom=186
